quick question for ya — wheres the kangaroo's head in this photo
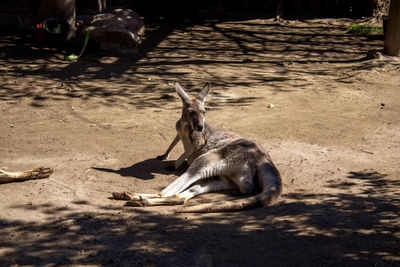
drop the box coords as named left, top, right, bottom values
left=175, top=82, right=210, bottom=132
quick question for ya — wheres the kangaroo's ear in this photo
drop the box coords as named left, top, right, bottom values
left=175, top=82, right=190, bottom=102
left=196, top=82, right=211, bottom=106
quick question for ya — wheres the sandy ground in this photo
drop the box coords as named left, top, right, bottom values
left=1, top=18, right=400, bottom=266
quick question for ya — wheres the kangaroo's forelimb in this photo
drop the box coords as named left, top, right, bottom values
left=156, top=134, right=180, bottom=160
left=173, top=148, right=194, bottom=170
left=156, top=133, right=197, bottom=170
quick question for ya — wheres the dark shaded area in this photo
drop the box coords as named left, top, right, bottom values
left=81, top=0, right=379, bottom=20
left=0, top=170, right=399, bottom=266
left=0, top=0, right=379, bottom=23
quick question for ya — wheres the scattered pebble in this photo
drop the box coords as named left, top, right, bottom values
left=366, top=50, right=383, bottom=60
left=160, top=94, right=175, bottom=101
left=109, top=72, right=120, bottom=78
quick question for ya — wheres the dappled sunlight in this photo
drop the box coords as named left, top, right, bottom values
left=1, top=18, right=395, bottom=109
left=1, top=168, right=399, bottom=266
left=1, top=16, right=400, bottom=266
left=1, top=162, right=399, bottom=265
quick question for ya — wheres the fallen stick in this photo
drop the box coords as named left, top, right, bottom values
left=0, top=167, right=53, bottom=184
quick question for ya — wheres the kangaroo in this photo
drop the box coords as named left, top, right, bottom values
left=112, top=82, right=282, bottom=212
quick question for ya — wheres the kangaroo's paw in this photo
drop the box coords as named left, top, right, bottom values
left=112, top=192, right=161, bottom=201
left=112, top=192, right=133, bottom=200
left=125, top=196, right=185, bottom=207
left=156, top=154, right=167, bottom=160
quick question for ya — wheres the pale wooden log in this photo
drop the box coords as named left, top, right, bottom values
left=0, top=167, right=53, bottom=184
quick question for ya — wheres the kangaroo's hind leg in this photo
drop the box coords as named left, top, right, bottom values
left=178, top=178, right=233, bottom=200
left=125, top=179, right=233, bottom=207
left=230, top=167, right=257, bottom=195
left=161, top=150, right=226, bottom=197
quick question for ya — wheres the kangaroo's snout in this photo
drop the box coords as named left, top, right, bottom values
left=194, top=124, right=203, bottom=131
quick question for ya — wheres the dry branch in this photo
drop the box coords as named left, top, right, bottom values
left=0, top=167, right=53, bottom=184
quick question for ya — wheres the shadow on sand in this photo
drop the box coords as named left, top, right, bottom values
left=92, top=157, right=185, bottom=180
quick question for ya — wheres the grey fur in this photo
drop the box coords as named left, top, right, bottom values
left=156, top=82, right=282, bottom=213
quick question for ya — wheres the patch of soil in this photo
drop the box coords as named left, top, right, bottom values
left=1, top=18, right=400, bottom=266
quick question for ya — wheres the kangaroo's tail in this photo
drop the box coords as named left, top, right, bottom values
left=176, top=162, right=282, bottom=213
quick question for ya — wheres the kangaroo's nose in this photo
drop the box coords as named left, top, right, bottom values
left=195, top=125, right=203, bottom=131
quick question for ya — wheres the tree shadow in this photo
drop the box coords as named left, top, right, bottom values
left=1, top=18, right=396, bottom=109
left=1, top=168, right=399, bottom=265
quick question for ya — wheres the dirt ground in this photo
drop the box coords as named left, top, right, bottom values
left=1, top=17, right=400, bottom=266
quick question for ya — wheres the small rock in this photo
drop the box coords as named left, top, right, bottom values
left=267, top=103, right=275, bottom=108
left=366, top=50, right=383, bottom=60
left=109, top=72, right=120, bottom=78
left=160, top=94, right=175, bottom=101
